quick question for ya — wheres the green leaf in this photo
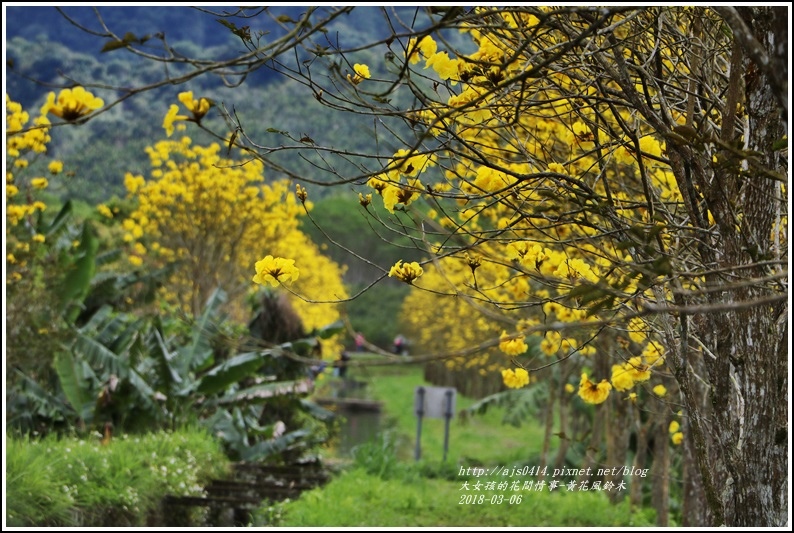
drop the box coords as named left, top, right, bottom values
left=239, top=429, right=312, bottom=462
left=311, top=320, right=346, bottom=339
left=299, top=398, right=336, bottom=422
left=214, top=379, right=309, bottom=406
left=127, top=368, right=158, bottom=412
left=197, top=351, right=267, bottom=395
left=10, top=370, right=72, bottom=423
left=205, top=409, right=248, bottom=449
left=53, top=351, right=95, bottom=422
left=42, top=199, right=72, bottom=236
left=95, top=249, right=123, bottom=267
left=59, top=222, right=99, bottom=323
left=152, top=327, right=184, bottom=388
left=74, top=333, right=127, bottom=378
left=179, top=288, right=227, bottom=374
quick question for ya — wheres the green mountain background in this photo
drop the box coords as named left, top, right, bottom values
left=5, top=5, right=443, bottom=348
left=5, top=5, right=449, bottom=203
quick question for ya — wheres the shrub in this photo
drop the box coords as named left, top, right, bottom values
left=5, top=427, right=229, bottom=526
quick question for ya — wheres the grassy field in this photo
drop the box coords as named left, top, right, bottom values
left=263, top=357, right=656, bottom=527
left=350, top=360, right=545, bottom=465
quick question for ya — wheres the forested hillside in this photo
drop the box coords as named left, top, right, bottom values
left=5, top=5, right=432, bottom=203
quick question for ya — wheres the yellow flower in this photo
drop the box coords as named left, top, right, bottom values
left=425, top=51, right=458, bottom=80
left=32, top=234, right=46, bottom=243
left=163, top=104, right=189, bottom=137
left=354, top=63, right=371, bottom=79
left=407, top=36, right=437, bottom=65
left=653, top=384, right=667, bottom=397
left=6, top=184, right=19, bottom=197
left=388, top=260, right=424, bottom=284
left=129, top=255, right=143, bottom=266
left=295, top=183, right=308, bottom=203
left=540, top=331, right=561, bottom=356
left=642, top=342, right=665, bottom=366
left=97, top=204, right=114, bottom=219
left=547, top=162, right=567, bottom=175
left=611, top=364, right=635, bottom=392
left=177, top=91, right=211, bottom=120
left=499, top=330, right=528, bottom=356
left=578, top=373, right=612, bottom=404
left=253, top=255, right=300, bottom=287
left=628, top=317, right=648, bottom=344
left=348, top=63, right=371, bottom=85
left=31, top=177, right=49, bottom=189
left=417, top=36, right=437, bottom=59
left=565, top=383, right=575, bottom=393
left=501, top=368, right=530, bottom=389
left=625, top=356, right=651, bottom=383
left=41, top=87, right=104, bottom=121
left=626, top=392, right=638, bottom=403
left=382, top=184, right=419, bottom=212
left=669, top=420, right=680, bottom=434
left=48, top=161, right=64, bottom=174
left=7, top=254, right=17, bottom=264
left=359, top=192, right=372, bottom=207
left=671, top=432, right=684, bottom=445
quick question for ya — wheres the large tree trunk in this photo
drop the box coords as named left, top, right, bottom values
left=651, top=416, right=670, bottom=526
left=668, top=7, right=789, bottom=526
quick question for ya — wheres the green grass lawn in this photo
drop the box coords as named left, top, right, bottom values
left=354, top=361, right=543, bottom=466
left=267, top=357, right=656, bottom=527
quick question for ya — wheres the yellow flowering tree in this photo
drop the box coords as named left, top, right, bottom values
left=121, top=130, right=348, bottom=353
left=242, top=8, right=781, bottom=525
left=5, top=91, right=108, bottom=381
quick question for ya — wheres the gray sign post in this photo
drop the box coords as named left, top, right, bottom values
left=414, top=386, right=457, bottom=461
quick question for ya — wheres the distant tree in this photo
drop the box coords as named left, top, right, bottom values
left=119, top=128, right=349, bottom=354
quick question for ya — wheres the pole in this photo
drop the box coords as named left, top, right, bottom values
left=442, top=389, right=453, bottom=462
left=414, top=386, right=425, bottom=461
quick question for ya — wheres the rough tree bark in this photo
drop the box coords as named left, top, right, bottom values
left=675, top=7, right=788, bottom=526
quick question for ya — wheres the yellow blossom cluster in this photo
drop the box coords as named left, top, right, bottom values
left=6, top=94, right=63, bottom=284
left=502, top=367, right=530, bottom=389
left=578, top=373, right=612, bottom=405
left=375, top=16, right=694, bottom=406
left=669, top=420, right=684, bottom=445
left=123, top=133, right=348, bottom=353
left=610, top=356, right=652, bottom=392
left=499, top=331, right=528, bottom=356
left=253, top=256, right=300, bottom=287
left=348, top=63, right=371, bottom=85
left=389, top=260, right=424, bottom=284
left=163, top=91, right=212, bottom=137
left=40, top=86, right=104, bottom=122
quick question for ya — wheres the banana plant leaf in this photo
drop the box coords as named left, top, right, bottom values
left=212, top=379, right=312, bottom=406
left=53, top=351, right=97, bottom=423
left=238, top=429, right=312, bottom=462
left=197, top=351, right=270, bottom=395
